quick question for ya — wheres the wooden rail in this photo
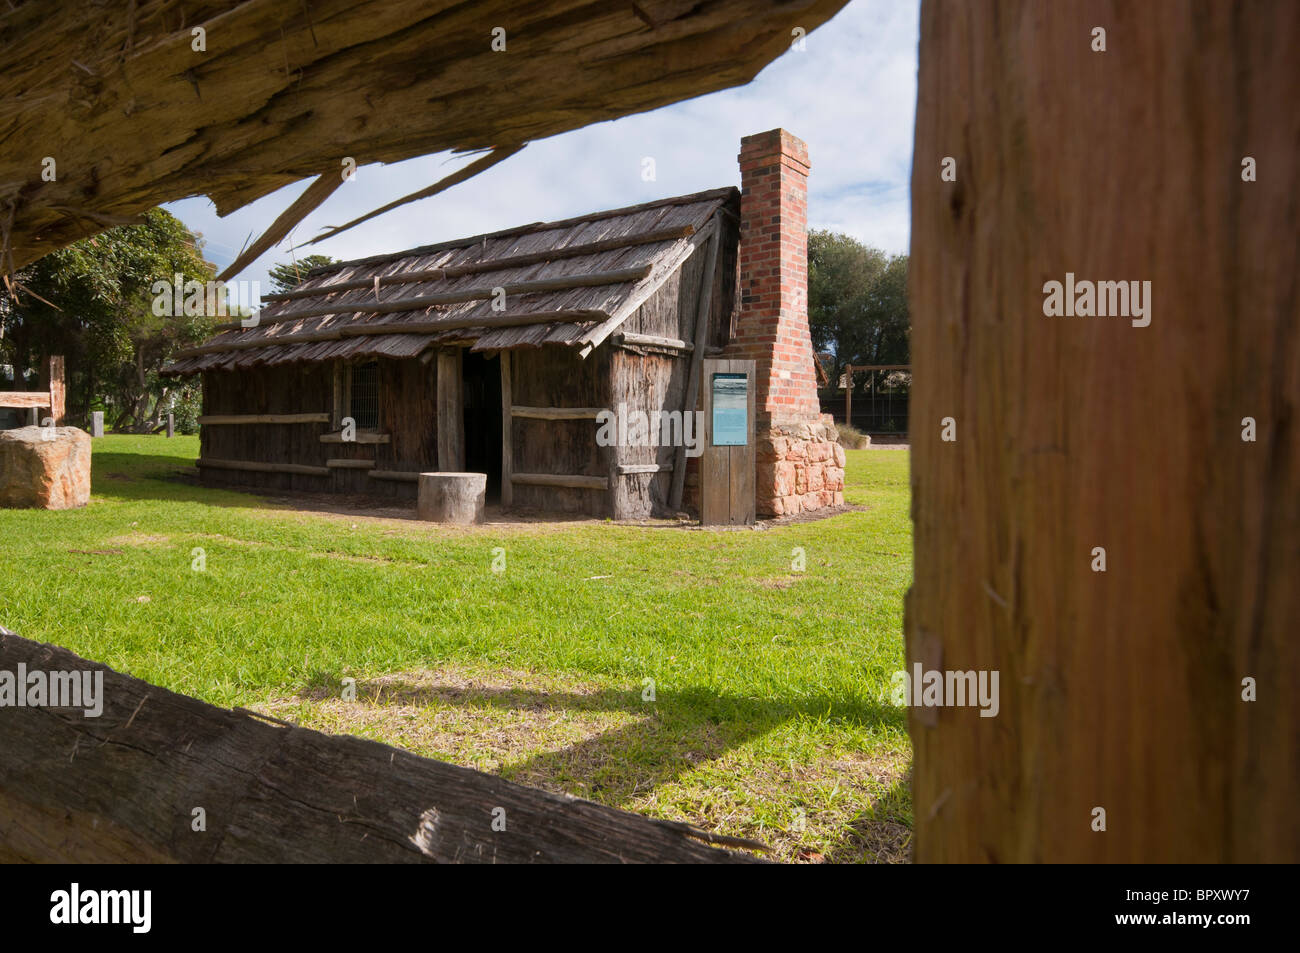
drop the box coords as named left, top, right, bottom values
left=198, top=413, right=330, bottom=425
left=196, top=458, right=330, bottom=477
left=510, top=406, right=604, bottom=420
left=617, top=332, right=693, bottom=352
left=368, top=470, right=421, bottom=482
left=511, top=472, right=608, bottom=490
left=320, top=431, right=390, bottom=444
left=0, top=391, right=51, bottom=409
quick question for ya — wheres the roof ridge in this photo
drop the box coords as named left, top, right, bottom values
left=305, top=185, right=738, bottom=278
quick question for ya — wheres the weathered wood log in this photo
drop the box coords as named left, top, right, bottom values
left=197, top=413, right=331, bottom=425
left=417, top=472, right=486, bottom=524
left=908, top=0, right=1300, bottom=862
left=0, top=631, right=760, bottom=862
left=512, top=472, right=608, bottom=490
left=671, top=229, right=721, bottom=509
left=196, top=458, right=330, bottom=477
left=368, top=469, right=421, bottom=482
left=4, top=1, right=850, bottom=268
left=510, top=406, right=605, bottom=420
left=500, top=351, right=514, bottom=509
left=320, top=431, right=389, bottom=445
left=325, top=458, right=375, bottom=470
left=617, top=332, right=693, bottom=352
left=0, top=392, right=52, bottom=409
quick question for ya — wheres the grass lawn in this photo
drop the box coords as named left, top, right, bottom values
left=0, top=434, right=913, bottom=862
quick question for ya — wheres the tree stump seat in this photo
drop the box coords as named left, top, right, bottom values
left=416, top=472, right=486, bottom=524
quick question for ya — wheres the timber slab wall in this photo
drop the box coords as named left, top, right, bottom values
left=0, top=631, right=760, bottom=864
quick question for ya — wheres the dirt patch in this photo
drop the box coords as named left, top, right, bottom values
left=104, top=533, right=172, bottom=547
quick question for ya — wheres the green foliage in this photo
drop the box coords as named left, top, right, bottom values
left=808, top=230, right=909, bottom=383
left=268, top=255, right=337, bottom=294
left=0, top=209, right=215, bottom=431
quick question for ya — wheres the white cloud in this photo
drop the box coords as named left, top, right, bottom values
left=168, top=0, right=919, bottom=298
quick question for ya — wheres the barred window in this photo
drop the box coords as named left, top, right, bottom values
left=349, top=362, right=380, bottom=429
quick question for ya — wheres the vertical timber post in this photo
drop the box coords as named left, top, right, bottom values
left=908, top=0, right=1299, bottom=862
left=499, top=350, right=512, bottom=509
left=436, top=347, right=464, bottom=472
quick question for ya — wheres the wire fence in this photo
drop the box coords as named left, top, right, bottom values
left=819, top=364, right=910, bottom=435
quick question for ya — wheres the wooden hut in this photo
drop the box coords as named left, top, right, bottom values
left=163, top=188, right=741, bottom=519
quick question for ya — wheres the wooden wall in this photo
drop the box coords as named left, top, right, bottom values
left=199, top=357, right=438, bottom=500
left=909, top=0, right=1299, bottom=862
left=510, top=345, right=612, bottom=516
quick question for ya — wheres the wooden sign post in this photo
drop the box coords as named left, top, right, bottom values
left=699, top=358, right=755, bottom=526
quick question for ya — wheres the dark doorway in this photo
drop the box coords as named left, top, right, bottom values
left=462, top=350, right=502, bottom=502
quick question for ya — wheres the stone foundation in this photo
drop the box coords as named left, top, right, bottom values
left=756, top=414, right=846, bottom=517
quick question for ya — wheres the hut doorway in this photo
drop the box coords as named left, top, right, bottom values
left=462, top=351, right=502, bottom=502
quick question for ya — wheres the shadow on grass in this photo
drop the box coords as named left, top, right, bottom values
left=296, top=672, right=906, bottom=814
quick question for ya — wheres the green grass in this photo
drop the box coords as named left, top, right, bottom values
left=0, top=434, right=914, bottom=862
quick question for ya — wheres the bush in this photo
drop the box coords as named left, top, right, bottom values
left=838, top=424, right=872, bottom=449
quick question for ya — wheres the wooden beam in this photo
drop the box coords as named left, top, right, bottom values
left=197, top=413, right=331, bottom=425
left=368, top=470, right=421, bottom=482
left=0, top=392, right=51, bottom=409
left=500, top=350, right=513, bottom=509
left=436, top=348, right=465, bottom=471
left=617, top=332, right=693, bottom=352
left=510, top=406, right=604, bottom=420
left=670, top=227, right=720, bottom=510
left=844, top=364, right=853, bottom=430
left=511, top=472, right=608, bottom=490
left=265, top=225, right=699, bottom=302
left=616, top=463, right=673, bottom=475
left=197, top=458, right=330, bottom=477
left=43, top=355, right=65, bottom=426
left=320, top=431, right=390, bottom=445
left=325, top=458, right=375, bottom=469
left=0, top=630, right=761, bottom=863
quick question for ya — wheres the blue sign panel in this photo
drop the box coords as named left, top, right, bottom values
left=711, top=373, right=748, bottom=446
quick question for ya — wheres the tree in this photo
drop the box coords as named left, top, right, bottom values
left=0, top=209, right=215, bottom=432
left=268, top=255, right=337, bottom=295
left=807, top=230, right=909, bottom=383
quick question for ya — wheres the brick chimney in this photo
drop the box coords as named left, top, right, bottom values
left=728, top=129, right=844, bottom=517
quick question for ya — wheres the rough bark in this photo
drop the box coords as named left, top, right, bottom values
left=1, top=0, right=848, bottom=267
left=0, top=632, right=760, bottom=863
left=908, top=0, right=1299, bottom=862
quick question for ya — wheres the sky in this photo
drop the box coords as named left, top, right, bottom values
left=164, top=0, right=919, bottom=310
